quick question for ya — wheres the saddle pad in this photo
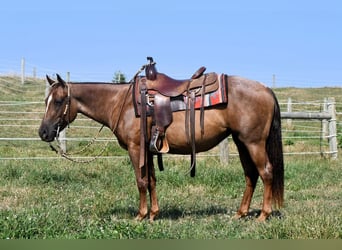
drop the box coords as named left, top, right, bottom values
left=189, top=73, right=228, bottom=109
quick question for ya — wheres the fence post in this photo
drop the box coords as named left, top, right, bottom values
left=287, top=97, right=292, bottom=127
left=21, top=57, right=25, bottom=85
left=322, top=98, right=328, bottom=138
left=33, top=67, right=36, bottom=79
left=45, top=77, right=50, bottom=98
left=327, top=97, right=337, bottom=159
left=219, top=138, right=229, bottom=164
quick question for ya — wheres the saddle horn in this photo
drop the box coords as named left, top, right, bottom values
left=145, top=56, right=157, bottom=81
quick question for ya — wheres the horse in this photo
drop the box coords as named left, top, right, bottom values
left=39, top=71, right=284, bottom=222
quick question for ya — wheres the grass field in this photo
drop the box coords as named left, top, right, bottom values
left=0, top=76, right=341, bottom=239
left=0, top=156, right=341, bottom=239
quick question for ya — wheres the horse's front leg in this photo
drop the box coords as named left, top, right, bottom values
left=128, top=146, right=148, bottom=220
left=128, top=147, right=159, bottom=221
left=147, top=152, right=159, bottom=221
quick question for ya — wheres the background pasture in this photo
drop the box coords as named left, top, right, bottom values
left=0, top=76, right=341, bottom=239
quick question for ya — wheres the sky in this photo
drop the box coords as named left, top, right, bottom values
left=0, top=0, right=341, bottom=87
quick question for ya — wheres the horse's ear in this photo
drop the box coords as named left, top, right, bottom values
left=46, top=75, right=55, bottom=85
left=56, top=74, right=66, bottom=87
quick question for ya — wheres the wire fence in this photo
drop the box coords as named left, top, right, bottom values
left=1, top=69, right=342, bottom=161
left=1, top=96, right=341, bottom=161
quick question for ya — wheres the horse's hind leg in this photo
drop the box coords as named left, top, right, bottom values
left=245, top=142, right=273, bottom=222
left=233, top=136, right=259, bottom=219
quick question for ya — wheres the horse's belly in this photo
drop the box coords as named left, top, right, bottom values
left=167, top=130, right=229, bottom=155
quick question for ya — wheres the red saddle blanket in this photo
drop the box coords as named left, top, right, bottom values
left=191, top=73, right=227, bottom=109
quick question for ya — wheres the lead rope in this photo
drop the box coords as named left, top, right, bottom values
left=49, top=125, right=109, bottom=163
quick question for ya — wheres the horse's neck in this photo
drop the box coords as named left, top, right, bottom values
left=71, top=83, right=130, bottom=129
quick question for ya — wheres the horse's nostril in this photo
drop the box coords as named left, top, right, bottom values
left=39, top=127, right=47, bottom=140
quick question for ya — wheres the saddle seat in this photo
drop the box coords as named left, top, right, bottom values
left=146, top=67, right=218, bottom=97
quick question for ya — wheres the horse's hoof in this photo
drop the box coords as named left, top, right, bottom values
left=256, top=213, right=268, bottom=222
left=149, top=210, right=159, bottom=222
left=255, top=209, right=272, bottom=222
left=135, top=213, right=147, bottom=221
left=233, top=211, right=247, bottom=220
left=233, top=214, right=242, bottom=220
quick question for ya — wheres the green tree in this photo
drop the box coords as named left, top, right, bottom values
left=112, top=71, right=126, bottom=83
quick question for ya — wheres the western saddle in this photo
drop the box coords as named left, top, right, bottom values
left=133, top=57, right=222, bottom=177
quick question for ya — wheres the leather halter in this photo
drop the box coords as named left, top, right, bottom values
left=63, top=83, right=71, bottom=128
left=47, top=82, right=71, bottom=140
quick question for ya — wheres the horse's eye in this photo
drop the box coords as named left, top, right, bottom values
left=54, top=99, right=63, bottom=106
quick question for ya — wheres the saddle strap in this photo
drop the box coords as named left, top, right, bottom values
left=189, top=91, right=196, bottom=177
left=139, top=79, right=148, bottom=171
left=200, top=74, right=207, bottom=136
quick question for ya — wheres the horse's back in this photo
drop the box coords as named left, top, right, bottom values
left=227, top=76, right=273, bottom=104
left=226, top=76, right=276, bottom=141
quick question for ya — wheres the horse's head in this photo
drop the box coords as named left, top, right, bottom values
left=38, top=74, right=76, bottom=142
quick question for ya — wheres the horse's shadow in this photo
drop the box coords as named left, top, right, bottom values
left=156, top=207, right=283, bottom=221
left=156, top=205, right=230, bottom=220
left=236, top=209, right=284, bottom=221
left=106, top=205, right=283, bottom=221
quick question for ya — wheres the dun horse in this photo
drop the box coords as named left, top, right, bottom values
left=39, top=68, right=284, bottom=222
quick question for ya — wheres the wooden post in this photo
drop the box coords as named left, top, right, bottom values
left=219, top=138, right=229, bottom=164
left=21, top=57, right=25, bottom=84
left=327, top=97, right=337, bottom=159
left=287, top=97, right=292, bottom=128
left=322, top=98, right=328, bottom=139
left=272, top=74, right=276, bottom=88
left=33, top=67, right=36, bottom=79
left=45, top=78, right=50, bottom=98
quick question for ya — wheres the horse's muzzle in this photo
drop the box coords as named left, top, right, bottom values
left=38, top=123, right=57, bottom=142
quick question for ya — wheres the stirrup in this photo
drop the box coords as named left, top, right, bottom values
left=149, top=127, right=169, bottom=154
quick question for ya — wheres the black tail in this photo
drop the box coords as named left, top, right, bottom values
left=266, top=89, right=284, bottom=208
